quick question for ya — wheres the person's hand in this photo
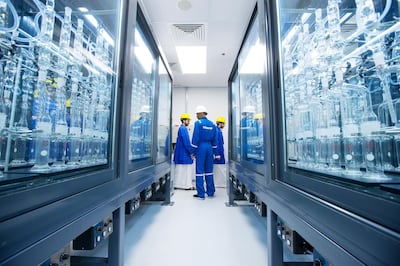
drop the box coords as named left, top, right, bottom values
left=191, top=154, right=196, bottom=160
left=215, top=155, right=221, bottom=160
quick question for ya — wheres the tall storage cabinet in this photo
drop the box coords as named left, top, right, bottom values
left=229, top=0, right=400, bottom=264
left=0, top=0, right=173, bottom=265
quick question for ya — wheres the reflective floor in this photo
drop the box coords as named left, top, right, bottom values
left=124, top=188, right=268, bottom=266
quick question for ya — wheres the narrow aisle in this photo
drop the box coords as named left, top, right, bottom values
left=124, top=188, right=268, bottom=266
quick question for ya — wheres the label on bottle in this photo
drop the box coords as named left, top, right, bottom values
left=345, top=154, right=353, bottom=161
left=343, top=124, right=359, bottom=137
left=326, top=127, right=340, bottom=138
left=316, top=128, right=327, bottom=138
left=366, top=153, right=375, bottom=161
left=0, top=113, right=6, bottom=129
left=84, top=128, right=94, bottom=137
left=302, top=130, right=313, bottom=138
left=55, top=124, right=68, bottom=134
left=360, top=121, right=380, bottom=136
left=373, top=51, right=385, bottom=68
left=70, top=126, right=81, bottom=135
left=37, top=122, right=52, bottom=134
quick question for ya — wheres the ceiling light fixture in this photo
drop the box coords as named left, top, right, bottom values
left=177, top=0, right=192, bottom=11
left=176, top=46, right=206, bottom=74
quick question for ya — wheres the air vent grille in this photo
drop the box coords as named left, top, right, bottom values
left=171, top=23, right=206, bottom=43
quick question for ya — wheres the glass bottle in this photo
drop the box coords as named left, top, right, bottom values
left=32, top=70, right=52, bottom=171
left=0, top=56, right=15, bottom=169
left=360, top=91, right=380, bottom=136
left=11, top=53, right=34, bottom=165
left=40, top=0, right=55, bottom=43
left=0, top=0, right=8, bottom=42
left=362, top=132, right=388, bottom=180
left=33, top=0, right=57, bottom=167
left=67, top=65, right=82, bottom=167
left=343, top=133, right=363, bottom=176
left=51, top=7, right=72, bottom=169
left=381, top=134, right=395, bottom=171
left=355, top=0, right=377, bottom=31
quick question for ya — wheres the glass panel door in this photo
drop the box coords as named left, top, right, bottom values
left=129, top=22, right=156, bottom=165
left=238, top=13, right=264, bottom=164
left=0, top=0, right=121, bottom=192
left=278, top=0, right=400, bottom=187
left=231, top=72, right=241, bottom=162
left=156, top=60, right=172, bottom=163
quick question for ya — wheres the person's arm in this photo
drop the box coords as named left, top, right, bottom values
left=215, top=130, right=223, bottom=160
left=212, top=125, right=218, bottom=157
left=181, top=127, right=193, bottom=154
left=191, top=122, right=199, bottom=155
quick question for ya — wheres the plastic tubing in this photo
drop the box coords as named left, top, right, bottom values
left=376, top=0, right=392, bottom=23
left=12, top=0, right=44, bottom=42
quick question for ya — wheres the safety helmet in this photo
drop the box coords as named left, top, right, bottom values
left=254, top=113, right=263, bottom=120
left=216, top=116, right=226, bottom=124
left=180, top=113, right=191, bottom=120
left=195, top=105, right=208, bottom=113
left=243, top=105, right=256, bottom=113
left=140, top=105, right=150, bottom=113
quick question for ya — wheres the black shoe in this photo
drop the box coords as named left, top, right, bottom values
left=193, top=194, right=205, bottom=200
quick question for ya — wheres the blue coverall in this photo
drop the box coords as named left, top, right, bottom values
left=213, top=126, right=225, bottom=164
left=191, top=117, right=218, bottom=198
left=130, top=115, right=151, bottom=159
left=174, top=125, right=193, bottom=164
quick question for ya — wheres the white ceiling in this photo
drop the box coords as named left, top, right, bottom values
left=139, top=0, right=257, bottom=88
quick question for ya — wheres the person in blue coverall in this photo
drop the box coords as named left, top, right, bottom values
left=213, top=116, right=226, bottom=187
left=130, top=105, right=151, bottom=160
left=173, top=113, right=194, bottom=190
left=191, top=105, right=218, bottom=199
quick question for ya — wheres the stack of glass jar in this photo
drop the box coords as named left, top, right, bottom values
left=0, top=0, right=115, bottom=174
left=283, top=0, right=400, bottom=181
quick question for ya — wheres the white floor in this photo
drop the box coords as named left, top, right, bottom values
left=124, top=188, right=268, bottom=266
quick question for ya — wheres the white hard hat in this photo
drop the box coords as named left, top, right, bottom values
left=195, top=105, right=208, bottom=113
left=243, top=105, right=255, bottom=113
left=140, top=105, right=150, bottom=113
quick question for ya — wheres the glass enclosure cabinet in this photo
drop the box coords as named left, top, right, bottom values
left=0, top=0, right=120, bottom=194
left=231, top=71, right=241, bottom=162
left=129, top=21, right=155, bottom=167
left=276, top=0, right=400, bottom=221
left=156, top=59, right=172, bottom=164
left=232, top=10, right=265, bottom=173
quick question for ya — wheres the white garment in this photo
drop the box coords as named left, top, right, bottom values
left=213, top=164, right=227, bottom=188
left=174, top=164, right=194, bottom=189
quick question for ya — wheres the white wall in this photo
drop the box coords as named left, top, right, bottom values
left=172, top=87, right=229, bottom=159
